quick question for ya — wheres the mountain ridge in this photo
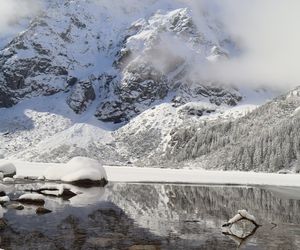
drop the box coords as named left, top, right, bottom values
left=1, top=0, right=298, bottom=173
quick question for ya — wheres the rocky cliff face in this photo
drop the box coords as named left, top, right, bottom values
left=0, top=1, right=242, bottom=121
left=96, top=8, right=241, bottom=122
left=0, top=0, right=119, bottom=111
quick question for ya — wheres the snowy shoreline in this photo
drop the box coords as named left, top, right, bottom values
left=2, top=160, right=300, bottom=188
left=105, top=166, right=300, bottom=187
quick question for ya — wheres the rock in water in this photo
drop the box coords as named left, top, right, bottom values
left=0, top=218, right=6, bottom=230
left=222, top=209, right=259, bottom=227
left=18, top=194, right=45, bottom=206
left=36, top=207, right=52, bottom=215
left=10, top=204, right=25, bottom=210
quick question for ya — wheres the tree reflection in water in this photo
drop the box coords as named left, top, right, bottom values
left=0, top=182, right=300, bottom=249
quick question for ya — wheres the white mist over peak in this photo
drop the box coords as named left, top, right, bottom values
left=93, top=0, right=300, bottom=91
left=0, top=0, right=42, bottom=35
left=201, top=0, right=300, bottom=90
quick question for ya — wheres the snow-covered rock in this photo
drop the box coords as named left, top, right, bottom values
left=44, top=157, right=108, bottom=186
left=13, top=175, right=25, bottom=180
left=3, top=178, right=14, bottom=183
left=0, top=196, right=10, bottom=203
left=228, top=213, right=243, bottom=224
left=223, top=209, right=258, bottom=227
left=238, top=210, right=256, bottom=222
left=18, top=193, right=45, bottom=205
left=0, top=162, right=17, bottom=177
left=38, top=184, right=77, bottom=199
left=18, top=193, right=45, bottom=201
left=36, top=207, right=52, bottom=215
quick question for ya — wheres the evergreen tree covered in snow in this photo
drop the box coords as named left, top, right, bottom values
left=165, top=87, right=300, bottom=172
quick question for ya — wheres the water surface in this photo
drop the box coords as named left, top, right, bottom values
left=1, top=182, right=300, bottom=249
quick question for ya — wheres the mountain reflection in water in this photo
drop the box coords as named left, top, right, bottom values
left=1, top=182, right=300, bottom=250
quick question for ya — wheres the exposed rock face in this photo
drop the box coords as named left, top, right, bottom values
left=0, top=19, right=69, bottom=107
left=0, top=2, right=242, bottom=122
left=95, top=8, right=242, bottom=122
left=67, top=80, right=96, bottom=114
left=96, top=63, right=169, bottom=122
left=0, top=0, right=123, bottom=110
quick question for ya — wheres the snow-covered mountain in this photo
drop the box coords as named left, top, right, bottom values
left=164, top=87, right=300, bottom=172
left=0, top=0, right=298, bottom=172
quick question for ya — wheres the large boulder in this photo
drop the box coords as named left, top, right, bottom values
left=0, top=162, right=17, bottom=178
left=18, top=193, right=45, bottom=206
left=44, top=157, right=108, bottom=187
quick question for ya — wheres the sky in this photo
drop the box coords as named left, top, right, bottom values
left=0, top=0, right=299, bottom=90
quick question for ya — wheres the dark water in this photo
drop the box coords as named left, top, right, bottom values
left=1, top=182, right=300, bottom=250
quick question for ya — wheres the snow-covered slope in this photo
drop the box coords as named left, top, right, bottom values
left=0, top=0, right=293, bottom=172
left=165, top=87, right=300, bottom=171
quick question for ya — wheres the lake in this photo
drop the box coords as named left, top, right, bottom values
left=1, top=182, right=300, bottom=249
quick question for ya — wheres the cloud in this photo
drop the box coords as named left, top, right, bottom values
left=184, top=0, right=300, bottom=90
left=121, top=0, right=300, bottom=90
left=0, top=0, right=42, bottom=36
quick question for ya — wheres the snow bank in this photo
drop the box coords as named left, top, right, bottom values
left=105, top=166, right=300, bottom=187
left=44, top=157, right=107, bottom=184
left=18, top=193, right=45, bottom=206
left=0, top=161, right=16, bottom=177
left=6, top=159, right=300, bottom=188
